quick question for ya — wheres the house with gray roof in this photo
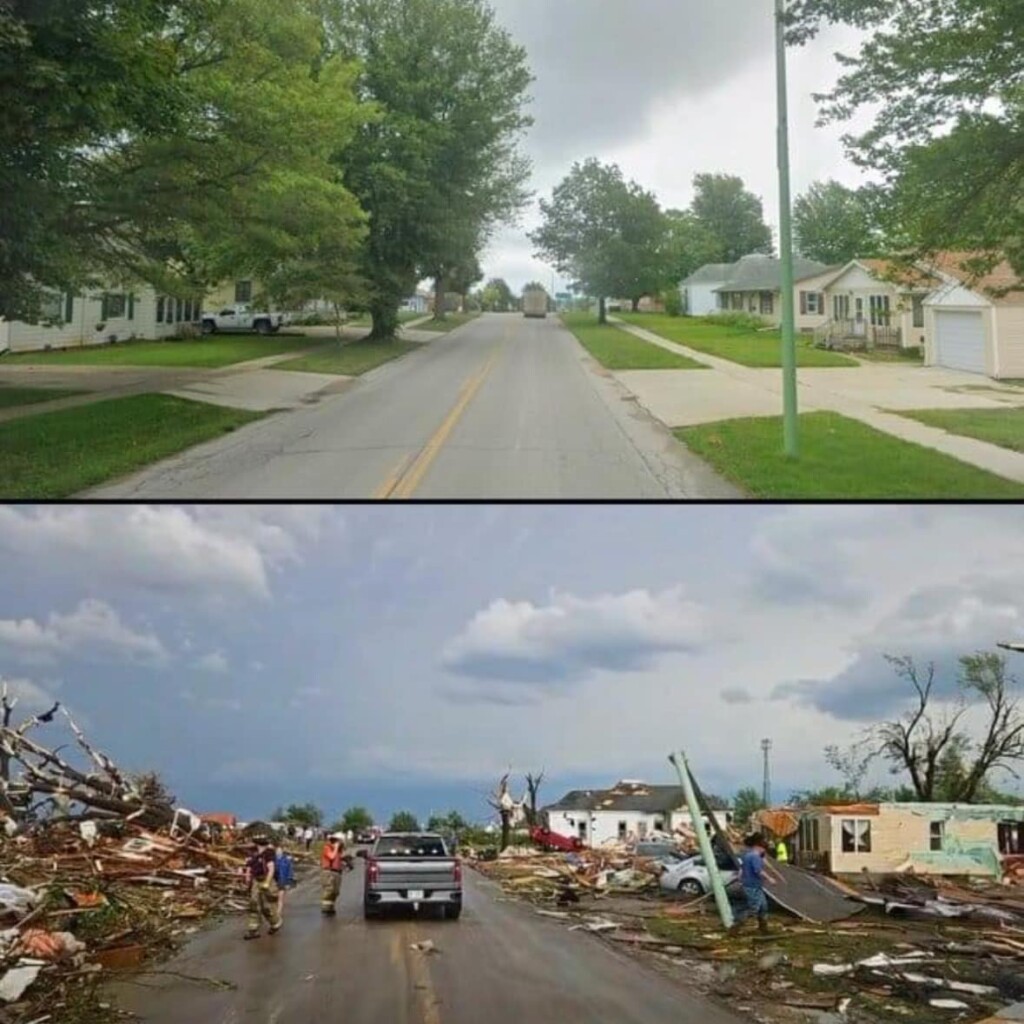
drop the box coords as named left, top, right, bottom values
left=542, top=779, right=733, bottom=847
left=713, top=254, right=829, bottom=325
left=680, top=263, right=735, bottom=317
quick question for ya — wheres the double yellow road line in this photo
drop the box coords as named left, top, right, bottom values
left=374, top=348, right=501, bottom=500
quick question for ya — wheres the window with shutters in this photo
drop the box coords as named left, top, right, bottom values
left=235, top=280, right=253, bottom=303
left=760, top=292, right=774, bottom=315
left=40, top=291, right=63, bottom=321
left=103, top=294, right=127, bottom=319
left=869, top=294, right=891, bottom=327
left=912, top=296, right=925, bottom=328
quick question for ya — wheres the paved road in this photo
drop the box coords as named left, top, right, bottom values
left=87, top=314, right=738, bottom=499
left=109, top=866, right=743, bottom=1024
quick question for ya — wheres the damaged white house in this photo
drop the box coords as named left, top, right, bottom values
left=541, top=780, right=732, bottom=847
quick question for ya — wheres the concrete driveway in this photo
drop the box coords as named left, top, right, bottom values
left=614, top=319, right=1024, bottom=483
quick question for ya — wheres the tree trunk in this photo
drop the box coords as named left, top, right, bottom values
left=433, top=274, right=446, bottom=322
left=500, top=811, right=511, bottom=852
left=369, top=300, right=399, bottom=342
left=598, top=296, right=607, bottom=325
left=631, top=297, right=640, bottom=312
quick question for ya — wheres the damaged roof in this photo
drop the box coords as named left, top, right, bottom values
left=543, top=781, right=687, bottom=815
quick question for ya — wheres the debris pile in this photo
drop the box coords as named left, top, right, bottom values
left=471, top=845, right=666, bottom=903
left=0, top=698, right=288, bottom=1022
left=851, top=873, right=1024, bottom=924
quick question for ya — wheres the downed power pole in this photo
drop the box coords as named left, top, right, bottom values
left=669, top=750, right=734, bottom=930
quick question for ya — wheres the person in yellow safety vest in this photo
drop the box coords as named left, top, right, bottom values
left=775, top=839, right=789, bottom=863
left=320, top=833, right=346, bottom=915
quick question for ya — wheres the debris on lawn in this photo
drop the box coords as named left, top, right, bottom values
left=0, top=697, right=309, bottom=1023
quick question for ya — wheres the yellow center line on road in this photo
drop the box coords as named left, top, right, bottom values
left=373, top=346, right=502, bottom=500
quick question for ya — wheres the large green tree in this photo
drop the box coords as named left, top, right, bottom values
left=786, top=0, right=1024, bottom=280
left=320, top=0, right=533, bottom=341
left=531, top=159, right=671, bottom=323
left=0, top=0, right=368, bottom=321
left=338, top=806, right=374, bottom=833
left=664, top=209, right=724, bottom=283
left=793, top=180, right=881, bottom=265
left=689, top=173, right=773, bottom=263
left=389, top=810, right=420, bottom=832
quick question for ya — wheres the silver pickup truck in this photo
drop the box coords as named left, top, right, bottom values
left=361, top=832, right=462, bottom=920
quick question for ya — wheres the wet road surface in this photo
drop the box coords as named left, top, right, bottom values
left=110, top=864, right=744, bottom=1024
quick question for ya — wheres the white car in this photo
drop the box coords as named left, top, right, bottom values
left=659, top=853, right=740, bottom=898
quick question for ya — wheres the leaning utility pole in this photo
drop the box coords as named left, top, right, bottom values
left=761, top=738, right=773, bottom=807
left=669, top=751, right=734, bottom=930
left=775, top=0, right=799, bottom=457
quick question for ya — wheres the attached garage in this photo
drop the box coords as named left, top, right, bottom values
left=934, top=310, right=986, bottom=374
left=923, top=255, right=1024, bottom=380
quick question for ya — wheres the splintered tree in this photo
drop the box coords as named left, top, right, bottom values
left=828, top=652, right=1024, bottom=803
left=488, top=771, right=522, bottom=851
left=524, top=770, right=545, bottom=827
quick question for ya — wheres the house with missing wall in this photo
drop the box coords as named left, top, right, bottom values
left=794, top=802, right=1024, bottom=879
left=542, top=780, right=732, bottom=847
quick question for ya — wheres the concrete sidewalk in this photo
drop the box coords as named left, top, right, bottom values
left=613, top=318, right=1024, bottom=485
left=0, top=330, right=392, bottom=423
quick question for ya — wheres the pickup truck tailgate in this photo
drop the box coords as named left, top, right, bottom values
left=374, top=858, right=458, bottom=888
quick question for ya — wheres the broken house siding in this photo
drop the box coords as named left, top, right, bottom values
left=812, top=804, right=1024, bottom=878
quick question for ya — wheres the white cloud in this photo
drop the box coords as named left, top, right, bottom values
left=0, top=600, right=167, bottom=666
left=0, top=506, right=337, bottom=602
left=442, top=586, right=705, bottom=688
left=195, top=651, right=229, bottom=674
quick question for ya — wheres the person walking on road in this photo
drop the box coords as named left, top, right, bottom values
left=303, top=826, right=314, bottom=852
left=729, top=833, right=780, bottom=935
left=275, top=843, right=295, bottom=920
left=244, top=836, right=282, bottom=940
left=320, top=832, right=346, bottom=915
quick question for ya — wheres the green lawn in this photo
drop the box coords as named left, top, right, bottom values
left=0, top=385, right=83, bottom=409
left=854, top=347, right=925, bottom=364
left=561, top=312, right=707, bottom=370
left=676, top=411, right=1024, bottom=498
left=618, top=313, right=857, bottom=368
left=2, top=334, right=313, bottom=369
left=415, top=312, right=482, bottom=333
left=278, top=339, right=421, bottom=376
left=0, top=394, right=264, bottom=499
left=897, top=407, right=1024, bottom=454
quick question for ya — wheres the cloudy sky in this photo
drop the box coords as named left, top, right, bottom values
left=480, top=0, right=874, bottom=292
left=2, top=505, right=1022, bottom=827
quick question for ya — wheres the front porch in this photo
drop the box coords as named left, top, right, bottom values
left=814, top=317, right=902, bottom=351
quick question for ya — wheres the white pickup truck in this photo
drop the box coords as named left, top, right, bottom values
left=200, top=305, right=289, bottom=336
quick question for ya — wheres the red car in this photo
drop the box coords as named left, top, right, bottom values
left=530, top=825, right=585, bottom=852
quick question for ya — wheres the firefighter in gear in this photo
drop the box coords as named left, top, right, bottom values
left=244, top=836, right=282, bottom=939
left=321, top=832, right=349, bottom=914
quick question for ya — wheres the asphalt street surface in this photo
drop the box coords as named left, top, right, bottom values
left=88, top=314, right=738, bottom=499
left=109, top=864, right=744, bottom=1024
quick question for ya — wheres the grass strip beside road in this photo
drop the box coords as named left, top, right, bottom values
left=897, top=407, right=1024, bottom=454
left=618, top=313, right=857, bottom=368
left=2, top=334, right=313, bottom=369
left=561, top=312, right=707, bottom=370
left=416, top=312, right=482, bottom=333
left=0, top=386, right=84, bottom=409
left=676, top=411, right=1024, bottom=498
left=278, top=339, right=421, bottom=376
left=0, top=394, right=264, bottom=498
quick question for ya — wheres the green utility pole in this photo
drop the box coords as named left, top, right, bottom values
left=669, top=751, right=734, bottom=930
left=776, top=0, right=799, bottom=457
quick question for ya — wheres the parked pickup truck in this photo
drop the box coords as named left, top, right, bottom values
left=360, top=832, right=462, bottom=920
left=200, top=305, right=289, bottom=336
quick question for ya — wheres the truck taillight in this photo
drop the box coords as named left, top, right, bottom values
left=367, top=859, right=379, bottom=883
left=453, top=859, right=462, bottom=883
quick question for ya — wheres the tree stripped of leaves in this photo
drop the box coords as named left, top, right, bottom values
left=689, top=173, right=774, bottom=263
left=524, top=770, right=545, bottom=827
left=786, top=0, right=1024, bottom=281
left=531, top=159, right=670, bottom=323
left=828, top=652, right=1024, bottom=802
left=320, top=0, right=533, bottom=341
left=794, top=180, right=882, bottom=265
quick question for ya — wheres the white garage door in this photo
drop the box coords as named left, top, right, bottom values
left=935, top=310, right=986, bottom=374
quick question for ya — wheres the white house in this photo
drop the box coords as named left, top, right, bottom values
left=680, top=263, right=735, bottom=317
left=541, top=780, right=732, bottom=848
left=923, top=253, right=1024, bottom=378
left=713, top=255, right=829, bottom=325
left=0, top=285, right=201, bottom=354
left=401, top=293, right=431, bottom=315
